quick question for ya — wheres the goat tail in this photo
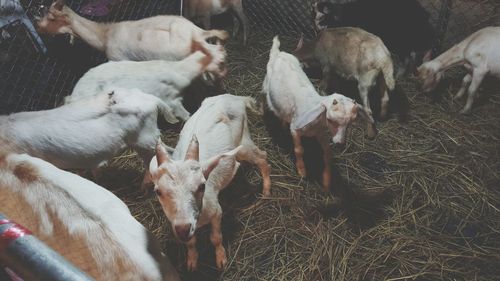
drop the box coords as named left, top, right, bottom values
left=269, top=36, right=281, bottom=63
left=242, top=96, right=264, bottom=116
left=381, top=62, right=396, bottom=91
left=203, top=30, right=229, bottom=43
left=157, top=101, right=180, bottom=124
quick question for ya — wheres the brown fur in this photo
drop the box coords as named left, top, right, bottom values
left=13, top=162, right=38, bottom=183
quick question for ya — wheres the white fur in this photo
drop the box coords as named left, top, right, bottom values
left=0, top=88, right=175, bottom=172
left=0, top=153, right=180, bottom=281
left=263, top=36, right=362, bottom=142
left=418, top=26, right=500, bottom=114
left=67, top=50, right=223, bottom=121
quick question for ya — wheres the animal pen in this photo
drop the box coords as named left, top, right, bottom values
left=0, top=0, right=499, bottom=280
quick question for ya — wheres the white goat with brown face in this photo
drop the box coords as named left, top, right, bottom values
left=0, top=152, right=180, bottom=281
left=418, top=26, right=500, bottom=114
left=148, top=94, right=271, bottom=271
left=183, top=0, right=249, bottom=45
left=263, top=36, right=370, bottom=192
left=36, top=0, right=228, bottom=76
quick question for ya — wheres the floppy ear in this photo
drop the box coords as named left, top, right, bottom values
left=422, top=49, right=433, bottom=62
left=53, top=0, right=65, bottom=11
left=185, top=135, right=199, bottom=161
left=202, top=146, right=242, bottom=179
left=291, top=103, right=326, bottom=131
left=293, top=34, right=305, bottom=53
left=356, top=104, right=375, bottom=124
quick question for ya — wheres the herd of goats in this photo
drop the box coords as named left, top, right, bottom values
left=0, top=0, right=499, bottom=280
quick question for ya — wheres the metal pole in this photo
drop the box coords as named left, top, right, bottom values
left=180, top=0, right=183, bottom=16
left=0, top=213, right=94, bottom=281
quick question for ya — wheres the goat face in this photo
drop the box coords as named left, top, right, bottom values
left=36, top=0, right=72, bottom=35
left=150, top=138, right=207, bottom=242
left=150, top=138, right=238, bottom=242
left=312, top=1, right=328, bottom=31
left=324, top=94, right=361, bottom=145
left=417, top=62, right=442, bottom=93
left=312, top=1, right=342, bottom=31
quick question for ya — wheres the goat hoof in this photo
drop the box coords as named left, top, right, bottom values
left=459, top=108, right=471, bottom=115
left=297, top=167, right=307, bottom=178
left=262, top=190, right=271, bottom=198
left=367, top=127, right=378, bottom=140
left=215, top=249, right=227, bottom=270
left=187, top=259, right=198, bottom=272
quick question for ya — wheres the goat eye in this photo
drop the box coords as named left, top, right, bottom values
left=155, top=189, right=162, bottom=196
left=332, top=99, right=338, bottom=105
left=198, top=184, right=206, bottom=193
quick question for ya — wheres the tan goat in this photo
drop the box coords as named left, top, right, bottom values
left=0, top=152, right=180, bottom=281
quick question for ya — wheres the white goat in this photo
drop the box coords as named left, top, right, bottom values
left=148, top=94, right=271, bottom=271
left=0, top=88, right=177, bottom=187
left=293, top=27, right=396, bottom=138
left=263, top=36, right=370, bottom=191
left=418, top=26, right=500, bottom=114
left=0, top=152, right=180, bottom=281
left=36, top=0, right=228, bottom=76
left=66, top=40, right=223, bottom=121
left=183, top=0, right=249, bottom=45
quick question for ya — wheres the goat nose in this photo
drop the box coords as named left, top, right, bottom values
left=174, top=224, right=192, bottom=242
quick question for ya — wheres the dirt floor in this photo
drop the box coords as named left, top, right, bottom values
left=89, top=33, right=500, bottom=281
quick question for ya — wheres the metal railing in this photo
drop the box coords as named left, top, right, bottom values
left=0, top=213, right=94, bottom=281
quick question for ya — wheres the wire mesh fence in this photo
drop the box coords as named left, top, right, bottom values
left=244, top=0, right=498, bottom=49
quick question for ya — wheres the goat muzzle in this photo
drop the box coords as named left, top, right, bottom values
left=174, top=224, right=193, bottom=242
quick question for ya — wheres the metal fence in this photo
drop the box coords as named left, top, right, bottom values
left=244, top=0, right=497, bottom=48
left=0, top=0, right=497, bottom=114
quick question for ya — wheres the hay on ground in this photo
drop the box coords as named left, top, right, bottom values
left=98, top=34, right=500, bottom=281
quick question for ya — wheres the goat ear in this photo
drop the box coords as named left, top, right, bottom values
left=294, top=34, right=304, bottom=53
left=53, top=0, right=65, bottom=10
left=291, top=103, right=326, bottom=131
left=156, top=138, right=170, bottom=166
left=356, top=104, right=375, bottom=124
left=185, top=135, right=199, bottom=161
left=422, top=50, right=433, bottom=62
left=202, top=146, right=242, bottom=179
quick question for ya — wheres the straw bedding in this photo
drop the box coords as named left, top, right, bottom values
left=96, top=34, right=500, bottom=281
